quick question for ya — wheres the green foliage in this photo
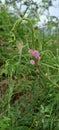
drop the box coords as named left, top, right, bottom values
left=0, top=4, right=18, bottom=41
left=0, top=2, right=59, bottom=130
left=0, top=116, right=10, bottom=130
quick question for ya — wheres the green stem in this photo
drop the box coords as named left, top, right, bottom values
left=10, top=17, right=35, bottom=48
left=41, top=62, right=59, bottom=70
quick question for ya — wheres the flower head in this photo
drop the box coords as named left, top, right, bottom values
left=33, top=50, right=41, bottom=60
left=30, top=59, right=35, bottom=65
left=28, top=49, right=41, bottom=60
left=33, top=50, right=39, bottom=56
left=28, top=49, right=41, bottom=65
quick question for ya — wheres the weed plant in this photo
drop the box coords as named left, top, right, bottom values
left=0, top=4, right=59, bottom=130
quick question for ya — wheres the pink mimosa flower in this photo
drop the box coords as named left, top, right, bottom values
left=30, top=59, right=35, bottom=65
left=33, top=50, right=40, bottom=60
left=28, top=49, right=41, bottom=61
left=33, top=50, right=39, bottom=56
left=36, top=55, right=41, bottom=60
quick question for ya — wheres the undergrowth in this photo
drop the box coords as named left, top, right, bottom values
left=0, top=4, right=59, bottom=130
